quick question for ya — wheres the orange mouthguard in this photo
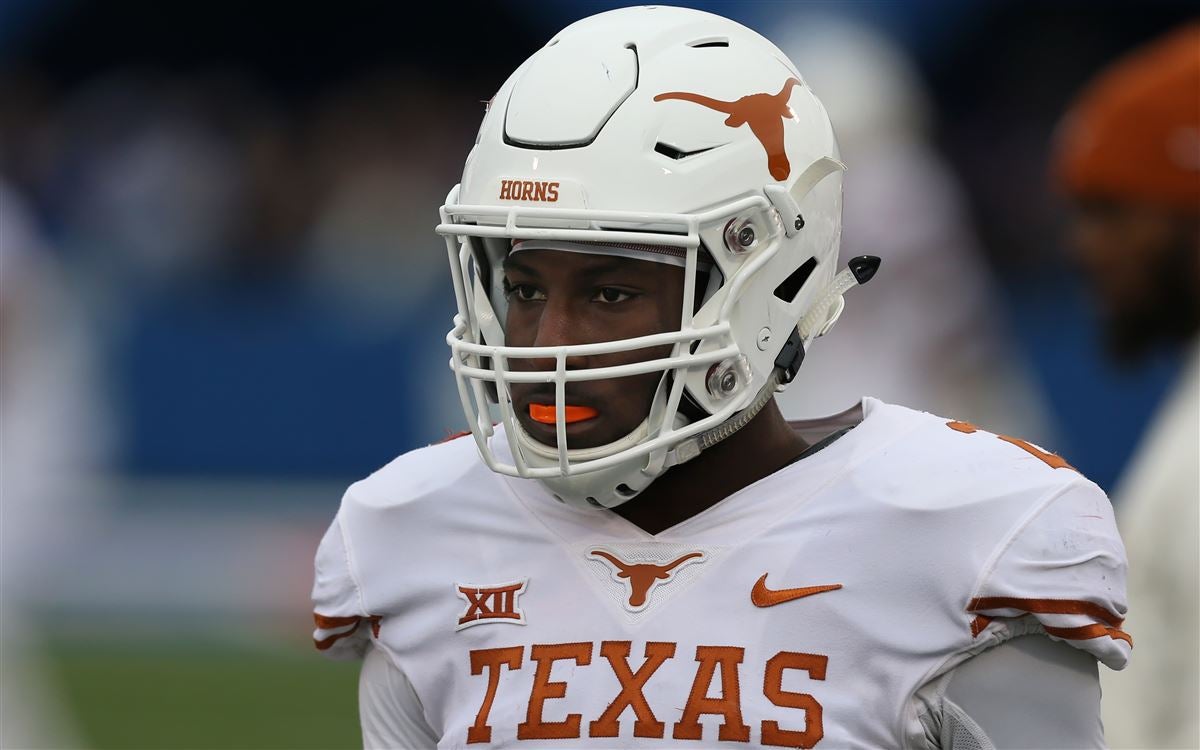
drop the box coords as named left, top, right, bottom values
left=529, top=404, right=598, bottom=424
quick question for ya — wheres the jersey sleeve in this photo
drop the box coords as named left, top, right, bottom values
left=311, top=510, right=376, bottom=660
left=967, top=478, right=1131, bottom=671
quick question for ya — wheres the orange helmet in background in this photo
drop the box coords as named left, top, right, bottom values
left=1054, top=24, right=1200, bottom=214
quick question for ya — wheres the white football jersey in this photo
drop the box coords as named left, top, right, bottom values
left=313, top=399, right=1129, bottom=748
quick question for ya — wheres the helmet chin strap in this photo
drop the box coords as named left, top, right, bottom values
left=664, top=254, right=881, bottom=470
left=661, top=370, right=782, bottom=470
left=796, top=255, right=881, bottom=348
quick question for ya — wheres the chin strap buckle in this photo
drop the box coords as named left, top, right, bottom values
left=773, top=327, right=806, bottom=385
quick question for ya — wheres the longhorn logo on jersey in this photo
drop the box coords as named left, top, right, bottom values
left=456, top=579, right=529, bottom=630
left=654, top=78, right=802, bottom=180
left=588, top=549, right=706, bottom=612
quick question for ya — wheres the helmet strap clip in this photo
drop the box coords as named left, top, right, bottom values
left=773, top=327, right=807, bottom=385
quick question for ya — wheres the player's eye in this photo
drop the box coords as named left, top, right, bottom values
left=503, top=280, right=545, bottom=303
left=594, top=287, right=636, bottom=304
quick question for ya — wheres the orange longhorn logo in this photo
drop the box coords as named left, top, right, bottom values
left=589, top=549, right=705, bottom=609
left=654, top=78, right=801, bottom=180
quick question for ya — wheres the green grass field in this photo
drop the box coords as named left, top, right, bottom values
left=45, top=635, right=361, bottom=750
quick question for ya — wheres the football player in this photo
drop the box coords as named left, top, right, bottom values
left=313, top=7, right=1129, bottom=748
left=1053, top=24, right=1199, bottom=749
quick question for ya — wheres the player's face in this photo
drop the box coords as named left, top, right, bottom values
left=502, top=249, right=686, bottom=449
left=1068, top=196, right=1200, bottom=360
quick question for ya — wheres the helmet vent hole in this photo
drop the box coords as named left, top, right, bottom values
left=688, top=37, right=729, bottom=48
left=774, top=257, right=818, bottom=303
left=625, top=43, right=640, bottom=87
left=586, top=496, right=603, bottom=508
left=615, top=484, right=637, bottom=498
left=654, top=142, right=719, bottom=160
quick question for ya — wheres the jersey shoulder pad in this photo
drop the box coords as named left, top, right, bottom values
left=869, top=401, right=1085, bottom=510
left=968, top=478, right=1130, bottom=670
left=311, top=434, right=484, bottom=659
left=346, top=432, right=483, bottom=514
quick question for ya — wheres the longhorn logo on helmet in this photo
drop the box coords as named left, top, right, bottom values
left=654, top=78, right=802, bottom=181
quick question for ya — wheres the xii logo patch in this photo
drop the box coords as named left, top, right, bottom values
left=455, top=579, right=528, bottom=631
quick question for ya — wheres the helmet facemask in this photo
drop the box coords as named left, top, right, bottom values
left=441, top=192, right=829, bottom=509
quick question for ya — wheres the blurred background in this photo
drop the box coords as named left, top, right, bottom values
left=0, top=1, right=1195, bottom=747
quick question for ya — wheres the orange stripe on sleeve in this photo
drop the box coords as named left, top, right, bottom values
left=1044, top=623, right=1134, bottom=647
left=314, top=613, right=361, bottom=629
left=969, top=615, right=993, bottom=637
left=312, top=613, right=382, bottom=651
left=314, top=619, right=360, bottom=652
left=966, top=596, right=1124, bottom=627
left=315, top=623, right=360, bottom=651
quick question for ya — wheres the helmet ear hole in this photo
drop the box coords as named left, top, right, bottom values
left=773, top=257, right=817, bottom=303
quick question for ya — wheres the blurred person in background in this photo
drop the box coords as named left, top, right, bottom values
left=772, top=18, right=1053, bottom=444
left=0, top=178, right=110, bottom=748
left=1053, top=23, right=1200, bottom=749
left=303, top=72, right=462, bottom=316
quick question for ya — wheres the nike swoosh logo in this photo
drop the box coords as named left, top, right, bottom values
left=751, top=573, right=842, bottom=607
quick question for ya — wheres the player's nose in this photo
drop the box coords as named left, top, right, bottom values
left=527, top=298, right=589, bottom=371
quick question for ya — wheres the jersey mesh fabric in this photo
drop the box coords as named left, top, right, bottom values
left=940, top=699, right=995, bottom=750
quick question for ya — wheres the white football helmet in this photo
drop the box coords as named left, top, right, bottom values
left=438, top=6, right=876, bottom=509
